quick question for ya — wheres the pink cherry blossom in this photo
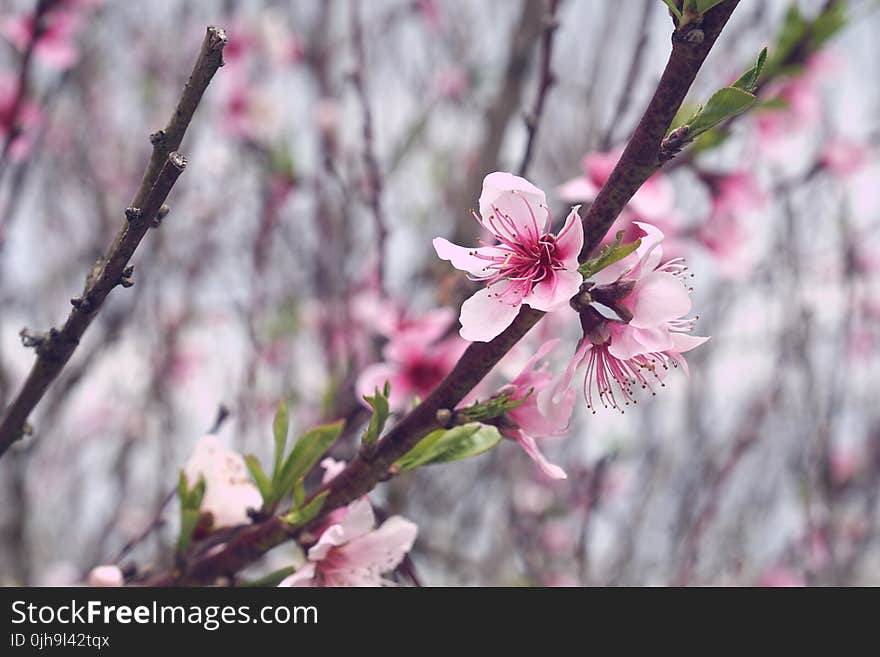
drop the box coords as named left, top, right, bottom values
left=548, top=222, right=708, bottom=413
left=557, top=147, right=675, bottom=222
left=697, top=171, right=766, bottom=277
left=500, top=339, right=574, bottom=479
left=183, top=434, right=263, bottom=528
left=1, top=7, right=84, bottom=71
left=87, top=565, right=124, bottom=587
left=356, top=309, right=467, bottom=410
left=757, top=566, right=805, bottom=587
left=0, top=75, right=43, bottom=162
left=278, top=499, right=417, bottom=587
left=434, top=172, right=584, bottom=342
left=820, top=138, right=870, bottom=178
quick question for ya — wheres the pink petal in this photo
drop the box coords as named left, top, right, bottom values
left=607, top=324, right=652, bottom=360
left=458, top=287, right=520, bottom=342
left=309, top=499, right=375, bottom=561
left=584, top=150, right=619, bottom=185
left=278, top=563, right=317, bottom=587
left=525, top=270, right=582, bottom=312
left=556, top=176, right=598, bottom=203
left=514, top=431, right=567, bottom=480
left=628, top=272, right=691, bottom=328
left=479, top=172, right=549, bottom=238
left=338, top=516, right=418, bottom=574
left=433, top=237, right=503, bottom=277
left=554, top=206, right=584, bottom=268
left=629, top=174, right=675, bottom=220
left=671, top=333, right=710, bottom=353
left=356, top=363, right=406, bottom=409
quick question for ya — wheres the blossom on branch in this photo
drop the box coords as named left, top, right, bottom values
left=434, top=172, right=583, bottom=342
left=279, top=498, right=417, bottom=587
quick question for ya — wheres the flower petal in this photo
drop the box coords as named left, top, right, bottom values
left=525, top=270, right=582, bottom=312
left=671, top=332, right=710, bottom=353
left=628, top=271, right=691, bottom=328
left=629, top=174, right=675, bottom=220
left=433, top=237, right=503, bottom=277
left=458, top=287, right=520, bottom=342
left=278, top=563, right=317, bottom=587
left=554, top=206, right=584, bottom=268
left=513, top=431, right=567, bottom=480
left=337, top=516, right=418, bottom=575
left=479, top=172, right=549, bottom=239
left=556, top=176, right=598, bottom=203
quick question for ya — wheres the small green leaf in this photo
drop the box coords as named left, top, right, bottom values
left=732, top=47, right=767, bottom=94
left=294, top=479, right=306, bottom=508
left=177, top=470, right=189, bottom=506
left=687, top=87, right=756, bottom=138
left=283, top=491, right=329, bottom=528
left=695, top=0, right=726, bottom=14
left=660, top=0, right=682, bottom=21
left=457, top=392, right=527, bottom=423
left=244, top=455, right=273, bottom=504
left=238, top=565, right=297, bottom=588
left=276, top=421, right=345, bottom=498
left=178, top=508, right=200, bottom=553
left=578, top=232, right=641, bottom=279
left=361, top=383, right=391, bottom=448
left=396, top=423, right=503, bottom=472
left=272, top=400, right=289, bottom=484
left=810, top=1, right=846, bottom=50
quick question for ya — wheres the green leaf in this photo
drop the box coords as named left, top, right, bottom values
left=687, top=87, right=756, bottom=139
left=361, top=382, right=391, bottom=448
left=276, top=421, right=344, bottom=499
left=238, top=565, right=297, bottom=588
left=272, top=400, right=289, bottom=484
left=396, top=423, right=503, bottom=472
left=811, top=1, right=846, bottom=49
left=732, top=47, right=767, bottom=94
left=294, top=479, right=306, bottom=509
left=177, top=508, right=200, bottom=554
left=766, top=3, right=807, bottom=76
left=695, top=0, right=726, bottom=13
left=660, top=0, right=682, bottom=21
left=457, top=392, right=527, bottom=423
left=578, top=231, right=641, bottom=279
left=244, top=454, right=273, bottom=504
left=283, top=491, right=329, bottom=528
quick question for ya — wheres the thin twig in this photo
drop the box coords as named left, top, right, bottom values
left=0, top=26, right=227, bottom=457
left=516, top=0, right=561, bottom=178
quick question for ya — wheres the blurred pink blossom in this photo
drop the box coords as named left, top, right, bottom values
left=434, top=172, right=583, bottom=342
left=279, top=498, right=417, bottom=587
left=87, top=565, right=124, bottom=587
left=0, top=75, right=43, bottom=161
left=1, top=6, right=84, bottom=71
left=501, top=339, right=574, bottom=479
left=820, top=138, right=870, bottom=177
left=758, top=566, right=805, bottom=587
left=183, top=434, right=263, bottom=528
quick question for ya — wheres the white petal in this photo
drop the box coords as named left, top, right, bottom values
left=459, top=287, right=520, bottom=342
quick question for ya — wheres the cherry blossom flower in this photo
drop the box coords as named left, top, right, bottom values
left=500, top=339, right=575, bottom=479
left=356, top=308, right=466, bottom=410
left=183, top=434, right=263, bottom=528
left=758, top=566, right=805, bottom=587
left=434, top=172, right=584, bottom=342
left=820, top=138, right=870, bottom=178
left=278, top=499, right=417, bottom=587
left=557, top=147, right=675, bottom=223
left=87, top=565, right=124, bottom=587
left=1, top=7, right=84, bottom=71
left=548, top=222, right=708, bottom=413
left=0, top=74, right=43, bottom=162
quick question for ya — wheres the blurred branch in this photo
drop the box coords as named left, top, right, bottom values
left=0, top=26, right=228, bottom=458
left=516, top=0, right=561, bottom=178
left=349, top=0, right=388, bottom=293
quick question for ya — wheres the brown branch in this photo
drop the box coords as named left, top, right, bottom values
left=148, top=1, right=741, bottom=585
left=516, top=0, right=561, bottom=178
left=0, top=26, right=227, bottom=458
left=349, top=0, right=388, bottom=292
left=579, top=0, right=740, bottom=257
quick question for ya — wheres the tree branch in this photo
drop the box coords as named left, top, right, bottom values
left=148, top=1, right=741, bottom=585
left=0, top=26, right=227, bottom=457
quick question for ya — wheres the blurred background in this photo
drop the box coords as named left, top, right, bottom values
left=0, top=0, right=878, bottom=586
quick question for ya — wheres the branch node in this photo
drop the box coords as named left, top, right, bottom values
left=119, top=265, right=135, bottom=288
left=152, top=204, right=170, bottom=228
left=436, top=408, right=454, bottom=429
left=125, top=206, right=143, bottom=222
left=149, top=130, right=166, bottom=145
left=70, top=295, right=94, bottom=312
